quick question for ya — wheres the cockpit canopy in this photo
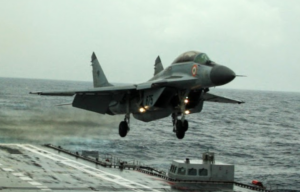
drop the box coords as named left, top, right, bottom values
left=172, top=51, right=212, bottom=65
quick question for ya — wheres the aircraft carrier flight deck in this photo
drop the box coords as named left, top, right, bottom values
left=0, top=144, right=273, bottom=192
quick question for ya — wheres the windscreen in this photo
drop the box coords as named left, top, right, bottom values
left=194, top=53, right=210, bottom=64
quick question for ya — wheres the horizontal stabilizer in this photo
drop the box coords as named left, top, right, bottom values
left=72, top=94, right=111, bottom=114
left=203, top=93, right=245, bottom=104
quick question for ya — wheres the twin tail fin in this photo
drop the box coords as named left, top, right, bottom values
left=154, top=56, right=164, bottom=76
left=92, top=53, right=164, bottom=86
left=91, top=52, right=112, bottom=88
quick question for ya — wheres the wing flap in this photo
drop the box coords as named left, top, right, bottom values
left=203, top=93, right=245, bottom=104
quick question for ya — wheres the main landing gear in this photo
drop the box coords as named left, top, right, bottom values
left=119, top=93, right=130, bottom=138
left=119, top=113, right=130, bottom=137
left=172, top=113, right=189, bottom=139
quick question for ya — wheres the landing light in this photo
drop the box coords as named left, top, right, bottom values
left=185, top=110, right=190, bottom=115
left=139, top=107, right=146, bottom=113
left=184, top=99, right=189, bottom=104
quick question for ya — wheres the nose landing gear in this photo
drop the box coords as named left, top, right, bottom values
left=172, top=90, right=190, bottom=139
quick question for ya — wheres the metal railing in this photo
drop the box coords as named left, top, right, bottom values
left=44, top=144, right=143, bottom=169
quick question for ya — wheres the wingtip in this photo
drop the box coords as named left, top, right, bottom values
left=155, top=56, right=161, bottom=64
left=29, top=91, right=41, bottom=95
left=91, top=52, right=97, bottom=62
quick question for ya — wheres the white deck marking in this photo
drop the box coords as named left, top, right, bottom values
left=2, top=168, right=14, bottom=172
left=0, top=144, right=22, bottom=146
left=36, top=186, right=49, bottom=188
left=36, top=186, right=50, bottom=190
left=20, top=177, right=33, bottom=181
left=17, top=144, right=161, bottom=192
left=12, top=173, right=25, bottom=177
left=28, top=181, right=42, bottom=186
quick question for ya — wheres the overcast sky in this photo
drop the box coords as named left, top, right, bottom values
left=1, top=0, right=300, bottom=92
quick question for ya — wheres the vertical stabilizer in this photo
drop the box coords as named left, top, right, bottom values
left=91, top=52, right=112, bottom=87
left=154, top=56, right=164, bottom=76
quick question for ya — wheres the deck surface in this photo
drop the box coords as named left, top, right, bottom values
left=0, top=144, right=254, bottom=192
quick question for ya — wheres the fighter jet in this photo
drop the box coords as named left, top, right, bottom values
left=30, top=51, right=244, bottom=139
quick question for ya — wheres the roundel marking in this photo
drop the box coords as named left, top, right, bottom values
left=191, top=64, right=198, bottom=76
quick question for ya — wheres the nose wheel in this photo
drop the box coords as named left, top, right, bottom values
left=172, top=113, right=189, bottom=139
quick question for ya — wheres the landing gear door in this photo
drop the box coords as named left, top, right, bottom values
left=143, top=88, right=165, bottom=108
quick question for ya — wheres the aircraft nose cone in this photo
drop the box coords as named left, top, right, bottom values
left=210, top=65, right=236, bottom=86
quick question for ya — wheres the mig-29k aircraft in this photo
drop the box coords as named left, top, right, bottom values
left=30, top=51, right=244, bottom=139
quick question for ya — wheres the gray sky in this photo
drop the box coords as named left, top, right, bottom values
left=1, top=0, right=300, bottom=92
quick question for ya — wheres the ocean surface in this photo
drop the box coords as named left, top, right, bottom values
left=0, top=77, right=299, bottom=191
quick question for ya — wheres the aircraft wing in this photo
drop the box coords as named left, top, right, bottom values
left=137, top=76, right=197, bottom=90
left=203, top=93, right=244, bottom=104
left=30, top=76, right=197, bottom=96
left=30, top=84, right=137, bottom=96
left=30, top=84, right=138, bottom=114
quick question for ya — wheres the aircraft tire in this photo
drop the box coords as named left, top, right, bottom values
left=183, top=120, right=189, bottom=132
left=176, top=120, right=185, bottom=139
left=119, top=121, right=128, bottom=137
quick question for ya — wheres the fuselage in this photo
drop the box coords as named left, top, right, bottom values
left=108, top=51, right=236, bottom=122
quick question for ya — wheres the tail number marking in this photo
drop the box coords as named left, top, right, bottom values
left=145, top=95, right=153, bottom=106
